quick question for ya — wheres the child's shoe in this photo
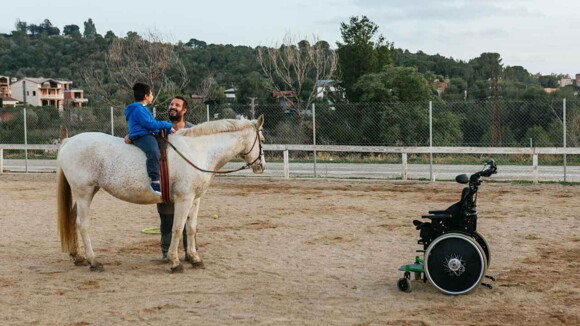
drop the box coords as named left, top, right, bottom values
left=150, top=181, right=162, bottom=196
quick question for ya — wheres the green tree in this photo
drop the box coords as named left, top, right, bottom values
left=63, top=24, right=81, bottom=38
left=83, top=19, right=98, bottom=38
left=442, top=77, right=468, bottom=101
left=503, top=66, right=534, bottom=84
left=41, top=19, right=60, bottom=36
left=538, top=75, right=559, bottom=88
left=185, top=38, right=207, bottom=48
left=525, top=125, right=553, bottom=146
left=351, top=66, right=435, bottom=102
left=336, top=16, right=395, bottom=100
left=15, top=19, right=28, bottom=33
left=236, top=71, right=270, bottom=104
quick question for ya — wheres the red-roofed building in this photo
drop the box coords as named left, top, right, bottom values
left=272, top=90, right=298, bottom=109
left=433, top=79, right=448, bottom=96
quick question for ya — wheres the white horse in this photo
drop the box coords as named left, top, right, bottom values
left=57, top=115, right=265, bottom=273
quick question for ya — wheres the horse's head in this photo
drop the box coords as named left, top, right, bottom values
left=241, top=114, right=266, bottom=174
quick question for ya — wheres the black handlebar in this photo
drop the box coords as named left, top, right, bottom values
left=470, top=160, right=497, bottom=184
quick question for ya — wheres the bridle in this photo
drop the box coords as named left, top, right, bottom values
left=162, top=124, right=264, bottom=174
left=240, top=125, right=264, bottom=166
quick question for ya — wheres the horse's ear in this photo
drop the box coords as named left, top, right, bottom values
left=257, top=114, right=265, bottom=128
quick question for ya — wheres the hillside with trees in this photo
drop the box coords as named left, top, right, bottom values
left=1, top=17, right=579, bottom=147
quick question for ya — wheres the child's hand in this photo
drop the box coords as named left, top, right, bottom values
left=124, top=135, right=132, bottom=144
left=171, top=128, right=176, bottom=134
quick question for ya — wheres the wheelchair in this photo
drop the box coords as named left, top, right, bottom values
left=397, top=160, right=497, bottom=295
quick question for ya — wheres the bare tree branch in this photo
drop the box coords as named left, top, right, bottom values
left=84, top=30, right=188, bottom=106
left=257, top=34, right=337, bottom=116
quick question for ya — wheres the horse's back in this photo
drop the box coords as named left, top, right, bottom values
left=58, top=132, right=160, bottom=204
left=58, top=132, right=132, bottom=169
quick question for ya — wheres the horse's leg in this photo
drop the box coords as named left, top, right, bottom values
left=167, top=197, right=194, bottom=273
left=185, top=198, right=203, bottom=268
left=75, top=186, right=103, bottom=272
left=69, top=203, right=88, bottom=266
left=70, top=187, right=100, bottom=266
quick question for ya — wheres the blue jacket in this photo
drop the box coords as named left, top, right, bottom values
left=124, top=102, right=173, bottom=140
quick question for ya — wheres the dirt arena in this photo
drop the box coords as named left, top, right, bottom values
left=0, top=174, right=578, bottom=325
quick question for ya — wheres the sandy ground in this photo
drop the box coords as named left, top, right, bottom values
left=0, top=174, right=578, bottom=325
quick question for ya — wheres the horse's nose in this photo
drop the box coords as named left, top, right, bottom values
left=252, top=163, right=265, bottom=174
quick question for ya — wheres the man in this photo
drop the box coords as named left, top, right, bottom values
left=126, top=96, right=195, bottom=260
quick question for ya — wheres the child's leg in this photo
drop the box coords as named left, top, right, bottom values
left=133, top=134, right=161, bottom=182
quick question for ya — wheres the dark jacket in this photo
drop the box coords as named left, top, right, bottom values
left=125, top=102, right=173, bottom=140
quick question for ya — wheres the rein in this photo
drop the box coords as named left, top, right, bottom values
left=161, top=126, right=263, bottom=174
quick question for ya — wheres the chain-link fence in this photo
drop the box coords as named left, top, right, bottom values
left=1, top=98, right=578, bottom=148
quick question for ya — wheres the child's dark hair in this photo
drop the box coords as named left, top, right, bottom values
left=173, top=96, right=190, bottom=111
left=133, top=83, right=152, bottom=101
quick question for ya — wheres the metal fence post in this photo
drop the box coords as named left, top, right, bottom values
left=206, top=104, right=210, bottom=122
left=24, top=107, right=28, bottom=173
left=563, top=98, right=567, bottom=182
left=110, top=106, right=114, bottom=136
left=312, top=103, right=317, bottom=178
left=401, top=152, right=408, bottom=180
left=152, top=106, right=156, bottom=118
left=429, top=101, right=433, bottom=181
left=283, top=149, right=289, bottom=179
left=532, top=153, right=538, bottom=184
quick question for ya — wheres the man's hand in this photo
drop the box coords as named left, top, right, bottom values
left=124, top=135, right=132, bottom=144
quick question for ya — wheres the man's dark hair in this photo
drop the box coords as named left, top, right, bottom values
left=133, top=83, right=152, bottom=101
left=173, top=96, right=189, bottom=112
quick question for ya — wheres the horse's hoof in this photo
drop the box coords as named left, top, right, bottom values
left=171, top=264, right=184, bottom=273
left=90, top=263, right=104, bottom=272
left=191, top=261, right=205, bottom=269
left=73, top=258, right=89, bottom=266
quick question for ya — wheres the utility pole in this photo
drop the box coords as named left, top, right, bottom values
left=490, top=56, right=502, bottom=146
left=249, top=97, right=257, bottom=119
left=22, top=80, right=27, bottom=106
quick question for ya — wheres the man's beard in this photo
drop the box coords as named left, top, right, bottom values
left=169, top=110, right=183, bottom=122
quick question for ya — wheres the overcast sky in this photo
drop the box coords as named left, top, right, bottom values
left=2, top=0, right=579, bottom=77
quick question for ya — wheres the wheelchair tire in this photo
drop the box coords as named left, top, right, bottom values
left=397, top=278, right=411, bottom=292
left=425, top=233, right=487, bottom=295
left=473, top=231, right=490, bottom=267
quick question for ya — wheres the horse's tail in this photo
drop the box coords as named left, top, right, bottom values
left=57, top=165, right=77, bottom=253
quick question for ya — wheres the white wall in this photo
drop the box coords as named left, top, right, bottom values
left=10, top=80, right=41, bottom=106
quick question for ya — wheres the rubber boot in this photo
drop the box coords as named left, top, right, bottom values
left=159, top=214, right=188, bottom=259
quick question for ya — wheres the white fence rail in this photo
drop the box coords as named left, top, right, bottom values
left=1, top=144, right=579, bottom=183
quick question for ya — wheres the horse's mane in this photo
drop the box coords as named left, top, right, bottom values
left=176, top=118, right=254, bottom=137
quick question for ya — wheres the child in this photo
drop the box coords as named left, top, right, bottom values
left=125, top=83, right=174, bottom=195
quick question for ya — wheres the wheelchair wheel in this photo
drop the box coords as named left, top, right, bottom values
left=473, top=232, right=490, bottom=266
left=425, top=233, right=487, bottom=295
left=397, top=277, right=411, bottom=292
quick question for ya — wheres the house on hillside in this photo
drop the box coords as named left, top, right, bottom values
left=272, top=90, right=298, bottom=110
left=190, top=94, right=204, bottom=104
left=224, top=88, right=236, bottom=102
left=433, top=79, right=448, bottom=96
left=0, top=75, right=18, bottom=107
left=559, top=75, right=573, bottom=87
left=0, top=76, right=13, bottom=98
left=64, top=89, right=88, bottom=108
left=316, top=80, right=344, bottom=100
left=0, top=96, right=18, bottom=108
left=10, top=78, right=87, bottom=110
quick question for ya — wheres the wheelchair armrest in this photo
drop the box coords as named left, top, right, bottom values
left=422, top=214, right=452, bottom=219
left=428, top=210, right=447, bottom=214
